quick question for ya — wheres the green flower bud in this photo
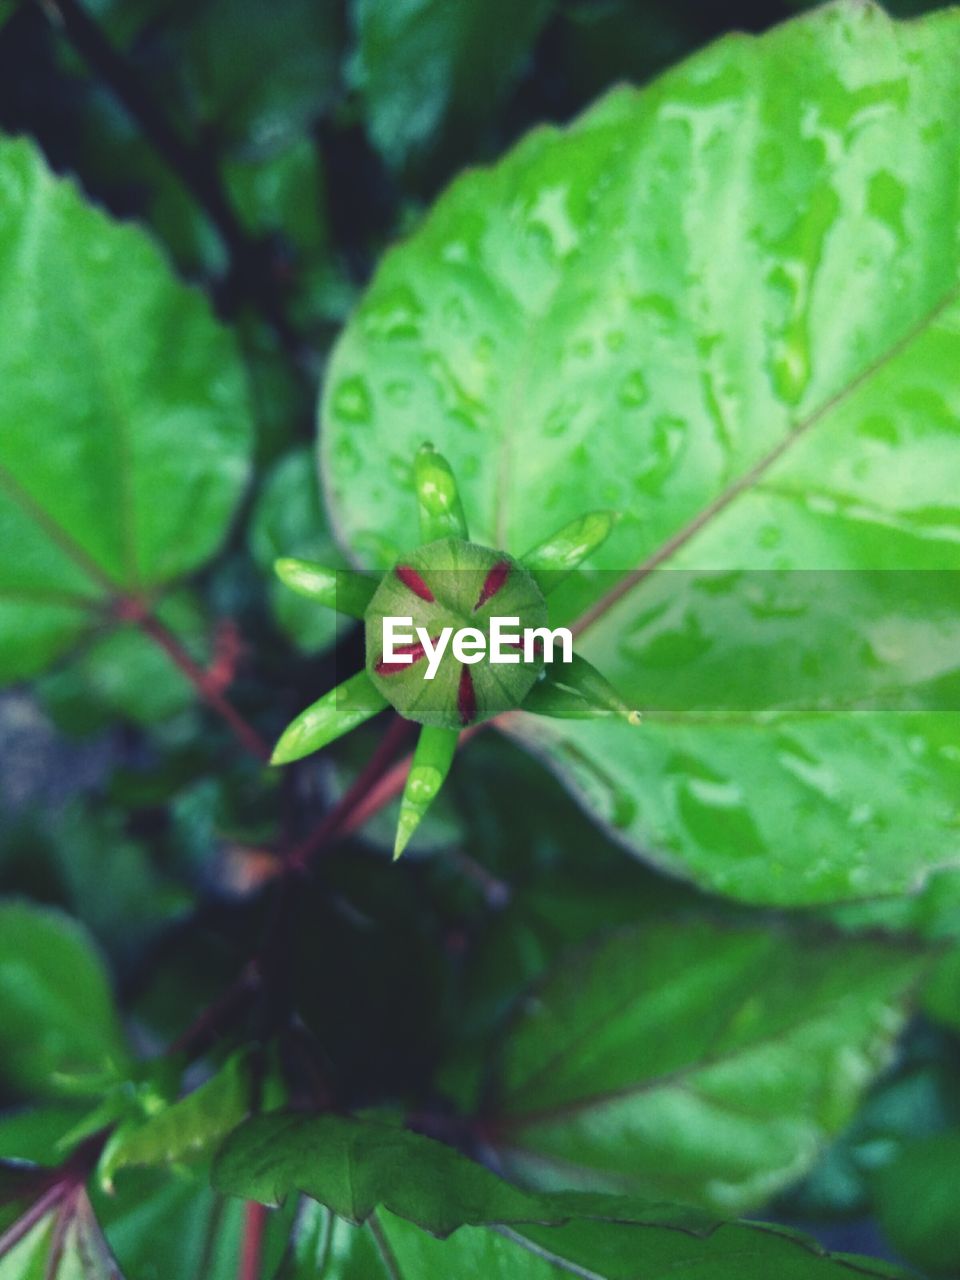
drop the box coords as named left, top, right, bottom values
left=365, top=537, right=548, bottom=729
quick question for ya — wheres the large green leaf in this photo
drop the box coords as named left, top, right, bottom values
left=0, top=136, right=253, bottom=684
left=212, top=1112, right=572, bottom=1234
left=871, top=1131, right=960, bottom=1275
left=477, top=921, right=921, bottom=1213
left=360, top=1208, right=913, bottom=1280
left=36, top=590, right=210, bottom=731
left=351, top=0, right=554, bottom=168
left=0, top=901, right=129, bottom=1098
left=321, top=1, right=960, bottom=905
left=214, top=1118, right=912, bottom=1278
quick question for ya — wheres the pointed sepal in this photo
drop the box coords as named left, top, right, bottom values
left=394, top=724, right=459, bottom=859
left=414, top=443, right=469, bottom=542
left=522, top=652, right=641, bottom=724
left=274, top=558, right=377, bottom=619
left=271, top=671, right=389, bottom=765
left=521, top=511, right=618, bottom=594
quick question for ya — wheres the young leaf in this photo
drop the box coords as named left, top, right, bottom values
left=0, top=136, right=253, bottom=685
left=478, top=921, right=922, bottom=1213
left=394, top=725, right=459, bottom=858
left=97, top=1051, right=252, bottom=1190
left=322, top=2, right=960, bottom=905
left=271, top=671, right=389, bottom=764
left=0, top=902, right=128, bottom=1098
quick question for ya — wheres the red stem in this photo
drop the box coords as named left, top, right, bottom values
left=0, top=1182, right=66, bottom=1261
left=167, top=962, right=261, bottom=1058
left=134, top=609, right=271, bottom=762
left=339, top=721, right=487, bottom=840
left=238, top=1202, right=268, bottom=1280
left=285, top=714, right=414, bottom=870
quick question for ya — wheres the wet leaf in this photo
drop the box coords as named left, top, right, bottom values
left=323, top=3, right=960, bottom=904
left=0, top=901, right=128, bottom=1098
left=214, top=1114, right=913, bottom=1277
left=0, top=137, right=253, bottom=685
left=479, top=920, right=922, bottom=1213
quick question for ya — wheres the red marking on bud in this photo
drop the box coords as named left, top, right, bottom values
left=396, top=566, right=435, bottom=601
left=457, top=666, right=477, bottom=726
left=474, top=561, right=510, bottom=611
left=375, top=641, right=427, bottom=675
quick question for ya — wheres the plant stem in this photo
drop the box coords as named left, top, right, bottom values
left=35, top=0, right=304, bottom=360
left=238, top=1202, right=267, bottom=1280
left=0, top=1182, right=65, bottom=1260
left=135, top=610, right=271, bottom=762
left=285, top=713, right=414, bottom=869
left=167, top=962, right=261, bottom=1058
left=338, top=720, right=488, bottom=840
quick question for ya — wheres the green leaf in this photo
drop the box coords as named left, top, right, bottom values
left=250, top=449, right=349, bottom=654
left=98, top=1051, right=251, bottom=1189
left=36, top=591, right=210, bottom=731
left=323, top=2, right=960, bottom=905
left=871, top=1132, right=960, bottom=1275
left=351, top=0, right=553, bottom=168
left=160, top=0, right=342, bottom=153
left=0, top=136, right=253, bottom=685
left=225, top=139, right=352, bottom=330
left=922, top=945, right=960, bottom=1031
left=478, top=921, right=922, bottom=1213
left=0, top=901, right=128, bottom=1098
left=363, top=1208, right=914, bottom=1280
left=212, top=1112, right=559, bottom=1233
left=214, top=1117, right=913, bottom=1277
left=91, top=1170, right=245, bottom=1280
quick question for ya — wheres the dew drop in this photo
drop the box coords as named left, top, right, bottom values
left=331, top=375, right=372, bottom=424
left=619, top=369, right=649, bottom=409
left=385, top=380, right=412, bottom=408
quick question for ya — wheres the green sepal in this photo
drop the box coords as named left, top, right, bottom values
left=521, top=511, right=618, bottom=594
left=272, top=671, right=389, bottom=765
left=274, top=558, right=377, bottom=619
left=395, top=725, right=459, bottom=859
left=414, top=443, right=469, bottom=542
left=523, top=653, right=641, bottom=724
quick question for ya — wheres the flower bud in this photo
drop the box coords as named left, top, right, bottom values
left=365, top=537, right=548, bottom=728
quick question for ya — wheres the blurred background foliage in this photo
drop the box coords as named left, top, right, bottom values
left=1, top=0, right=959, bottom=1276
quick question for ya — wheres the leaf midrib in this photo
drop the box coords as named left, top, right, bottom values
left=494, top=965, right=907, bottom=1131
left=572, top=284, right=960, bottom=639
